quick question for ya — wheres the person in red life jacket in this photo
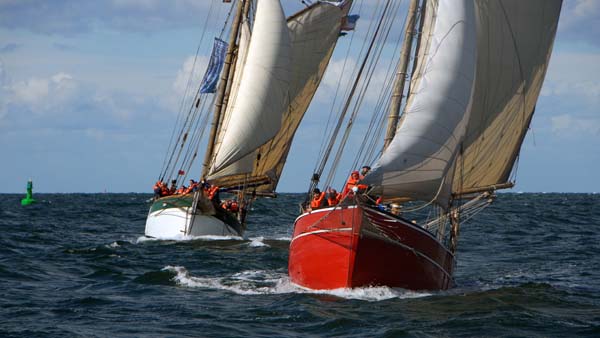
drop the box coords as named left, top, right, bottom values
left=169, top=180, right=177, bottom=195
left=207, top=185, right=220, bottom=202
left=159, top=181, right=170, bottom=197
left=342, top=171, right=361, bottom=197
left=310, top=188, right=326, bottom=210
left=153, top=180, right=163, bottom=198
left=189, top=179, right=200, bottom=192
left=326, top=188, right=341, bottom=206
left=175, top=185, right=187, bottom=195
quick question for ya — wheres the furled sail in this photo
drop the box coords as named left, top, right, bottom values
left=209, top=0, right=292, bottom=176
left=450, top=0, right=562, bottom=194
left=363, top=0, right=477, bottom=207
left=207, top=1, right=351, bottom=192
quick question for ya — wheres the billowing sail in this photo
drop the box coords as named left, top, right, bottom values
left=450, top=0, right=562, bottom=193
left=209, top=0, right=291, bottom=175
left=207, top=1, right=351, bottom=191
left=365, top=0, right=561, bottom=207
left=363, top=0, right=477, bottom=207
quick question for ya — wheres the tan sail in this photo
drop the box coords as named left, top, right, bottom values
left=364, top=0, right=562, bottom=207
left=451, top=0, right=562, bottom=194
left=208, top=1, right=351, bottom=192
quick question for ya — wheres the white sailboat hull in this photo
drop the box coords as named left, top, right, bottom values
left=145, top=205, right=242, bottom=239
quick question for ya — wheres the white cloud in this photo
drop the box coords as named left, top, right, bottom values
left=542, top=51, right=600, bottom=103
left=557, top=0, right=600, bottom=47
left=6, top=72, right=77, bottom=115
left=173, top=55, right=208, bottom=97
left=551, top=114, right=600, bottom=136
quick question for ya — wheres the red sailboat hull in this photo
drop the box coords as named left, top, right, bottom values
left=288, top=204, right=455, bottom=290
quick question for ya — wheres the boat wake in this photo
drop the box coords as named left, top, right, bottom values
left=162, top=266, right=431, bottom=301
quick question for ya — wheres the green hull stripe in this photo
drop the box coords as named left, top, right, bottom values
left=149, top=195, right=194, bottom=214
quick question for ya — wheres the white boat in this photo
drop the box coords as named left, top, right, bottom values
left=145, top=0, right=354, bottom=239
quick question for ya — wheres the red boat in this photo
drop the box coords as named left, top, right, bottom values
left=288, top=200, right=455, bottom=290
left=287, top=0, right=560, bottom=291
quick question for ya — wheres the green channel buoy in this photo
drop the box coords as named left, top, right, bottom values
left=21, top=179, right=36, bottom=206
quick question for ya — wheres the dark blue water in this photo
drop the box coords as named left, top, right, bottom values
left=1, top=193, right=599, bottom=337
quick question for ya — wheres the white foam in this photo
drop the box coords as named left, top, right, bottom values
left=248, top=237, right=269, bottom=247
left=162, top=266, right=432, bottom=301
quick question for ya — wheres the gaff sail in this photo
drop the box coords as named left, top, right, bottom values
left=209, top=0, right=292, bottom=175
left=363, top=0, right=562, bottom=208
left=207, top=1, right=352, bottom=192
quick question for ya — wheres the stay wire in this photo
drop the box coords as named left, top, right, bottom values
left=308, top=0, right=393, bottom=197
left=159, top=0, right=217, bottom=181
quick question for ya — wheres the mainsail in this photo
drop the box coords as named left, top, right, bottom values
left=209, top=0, right=292, bottom=175
left=364, top=0, right=561, bottom=208
left=207, top=1, right=352, bottom=192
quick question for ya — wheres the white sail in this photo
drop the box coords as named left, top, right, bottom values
left=209, top=0, right=291, bottom=176
left=363, top=0, right=477, bottom=207
left=207, top=1, right=349, bottom=187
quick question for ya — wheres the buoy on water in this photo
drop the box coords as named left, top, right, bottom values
left=21, top=179, right=36, bottom=206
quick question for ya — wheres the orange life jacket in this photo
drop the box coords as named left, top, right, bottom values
left=310, top=192, right=326, bottom=209
left=208, top=186, right=219, bottom=200
left=327, top=192, right=341, bottom=206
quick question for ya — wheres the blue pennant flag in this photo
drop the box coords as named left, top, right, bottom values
left=199, top=38, right=228, bottom=94
left=341, top=14, right=360, bottom=31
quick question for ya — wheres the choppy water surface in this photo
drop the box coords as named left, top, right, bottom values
left=1, top=193, right=599, bottom=337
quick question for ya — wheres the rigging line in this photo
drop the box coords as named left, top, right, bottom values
left=311, top=0, right=384, bottom=189
left=159, top=0, right=218, bottom=180
left=308, top=0, right=391, bottom=196
left=219, top=0, right=236, bottom=40
left=327, top=1, right=398, bottom=187
left=319, top=0, right=394, bottom=191
left=353, top=0, right=405, bottom=170
left=179, top=97, right=213, bottom=178
left=314, top=0, right=367, bottom=165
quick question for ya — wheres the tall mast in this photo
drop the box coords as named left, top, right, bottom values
left=202, top=0, right=247, bottom=178
left=383, top=0, right=420, bottom=149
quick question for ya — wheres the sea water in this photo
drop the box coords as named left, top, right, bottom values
left=1, top=193, right=599, bottom=337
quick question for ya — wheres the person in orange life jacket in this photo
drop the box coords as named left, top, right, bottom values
left=175, top=185, right=187, bottom=195
left=310, top=188, right=326, bottom=209
left=184, top=179, right=199, bottom=194
left=153, top=180, right=163, bottom=198
left=160, top=181, right=170, bottom=197
left=169, top=180, right=177, bottom=195
left=190, top=179, right=200, bottom=192
left=342, top=171, right=361, bottom=197
left=326, top=188, right=341, bottom=206
left=207, top=184, right=220, bottom=202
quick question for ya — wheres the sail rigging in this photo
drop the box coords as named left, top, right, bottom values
left=209, top=0, right=292, bottom=176
left=207, top=1, right=353, bottom=193
left=363, top=0, right=562, bottom=208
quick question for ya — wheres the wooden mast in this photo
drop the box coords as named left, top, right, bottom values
left=383, top=0, right=420, bottom=149
left=202, top=0, right=247, bottom=178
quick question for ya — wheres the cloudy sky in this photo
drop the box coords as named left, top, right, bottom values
left=0, top=0, right=598, bottom=193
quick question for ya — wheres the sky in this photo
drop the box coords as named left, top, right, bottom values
left=0, top=0, right=598, bottom=194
